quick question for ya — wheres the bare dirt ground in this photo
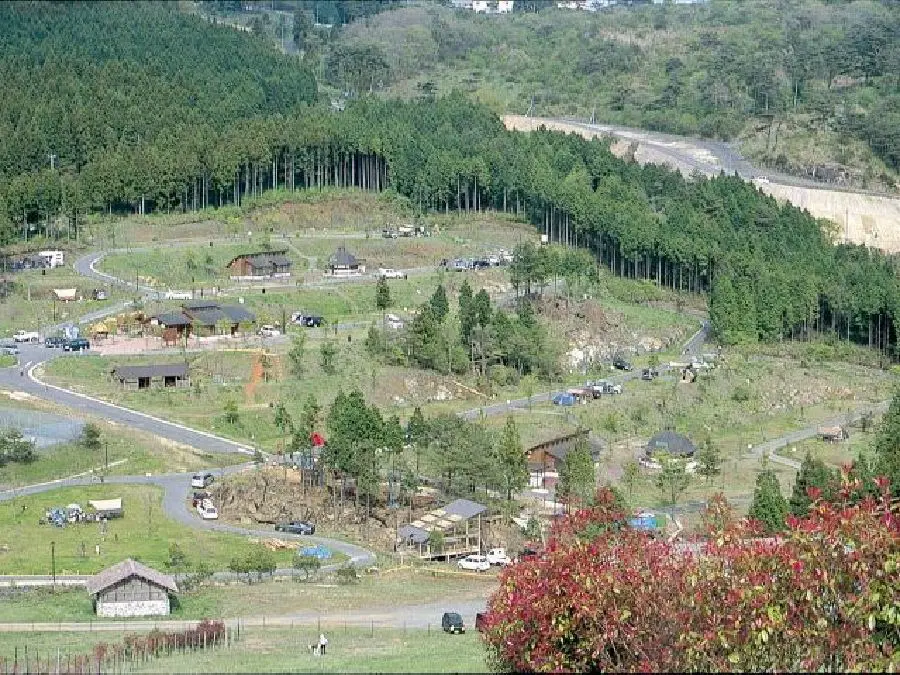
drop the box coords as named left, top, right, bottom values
left=504, top=115, right=900, bottom=253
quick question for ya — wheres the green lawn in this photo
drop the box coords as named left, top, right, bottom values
left=133, top=628, right=489, bottom=674
left=0, top=627, right=490, bottom=674
left=0, top=485, right=299, bottom=575
left=510, top=342, right=895, bottom=514
left=100, top=243, right=304, bottom=292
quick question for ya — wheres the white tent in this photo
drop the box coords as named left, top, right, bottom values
left=88, top=498, right=122, bottom=512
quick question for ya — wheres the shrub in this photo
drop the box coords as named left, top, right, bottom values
left=731, top=384, right=752, bottom=402
left=293, top=554, right=321, bottom=582
left=482, top=484, right=898, bottom=673
left=336, top=563, right=359, bottom=585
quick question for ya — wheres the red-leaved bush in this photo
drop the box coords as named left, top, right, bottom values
left=482, top=485, right=898, bottom=673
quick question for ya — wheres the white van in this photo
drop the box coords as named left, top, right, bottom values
left=38, top=250, right=64, bottom=269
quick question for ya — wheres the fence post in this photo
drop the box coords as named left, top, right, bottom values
left=427, top=623, right=431, bottom=636
left=370, top=620, right=374, bottom=638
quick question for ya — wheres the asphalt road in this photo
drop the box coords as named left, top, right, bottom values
left=746, top=399, right=891, bottom=471
left=0, top=595, right=489, bottom=632
left=0, top=346, right=252, bottom=456
left=553, top=116, right=899, bottom=199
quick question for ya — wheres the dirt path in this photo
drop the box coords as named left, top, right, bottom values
left=504, top=115, right=900, bottom=253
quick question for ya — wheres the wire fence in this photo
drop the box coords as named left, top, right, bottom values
left=0, top=618, right=452, bottom=674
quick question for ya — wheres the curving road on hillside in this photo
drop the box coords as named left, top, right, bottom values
left=0, top=346, right=253, bottom=456
left=0, top=464, right=377, bottom=571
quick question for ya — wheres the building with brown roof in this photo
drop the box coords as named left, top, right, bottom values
left=86, top=559, right=178, bottom=618
left=227, top=250, right=292, bottom=280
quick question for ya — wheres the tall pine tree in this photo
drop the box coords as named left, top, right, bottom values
left=429, top=284, right=449, bottom=323
left=789, top=451, right=838, bottom=516
left=748, top=469, right=788, bottom=533
left=495, top=416, right=528, bottom=501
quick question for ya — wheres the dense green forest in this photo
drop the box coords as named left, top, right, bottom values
left=322, top=1, right=899, bottom=189
left=0, top=1, right=316, bottom=235
left=0, top=1, right=897, bottom=353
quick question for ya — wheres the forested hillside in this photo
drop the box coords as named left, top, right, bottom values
left=0, top=1, right=316, bottom=233
left=0, top=2, right=897, bottom=354
left=323, top=1, right=899, bottom=190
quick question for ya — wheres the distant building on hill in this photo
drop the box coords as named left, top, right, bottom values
left=227, top=250, right=292, bottom=280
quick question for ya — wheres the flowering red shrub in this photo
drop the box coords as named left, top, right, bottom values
left=482, top=487, right=898, bottom=673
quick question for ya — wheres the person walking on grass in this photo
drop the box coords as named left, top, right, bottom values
left=319, top=633, right=328, bottom=656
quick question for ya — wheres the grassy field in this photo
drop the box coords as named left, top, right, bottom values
left=100, top=243, right=300, bottom=292
left=0, top=567, right=495, bottom=624
left=0, top=627, right=490, bottom=673
left=92, top=189, right=536, bottom=282
left=0, top=266, right=124, bottom=336
left=0, top=485, right=300, bottom=575
left=136, top=628, right=489, bottom=674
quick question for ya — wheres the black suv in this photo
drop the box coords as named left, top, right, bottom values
left=45, top=336, right=66, bottom=348
left=612, top=355, right=632, bottom=371
left=274, top=520, right=316, bottom=535
left=442, top=612, right=465, bottom=634
left=63, top=338, right=90, bottom=352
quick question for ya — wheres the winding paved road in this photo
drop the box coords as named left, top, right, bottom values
left=0, top=464, right=376, bottom=571
left=0, top=348, right=252, bottom=456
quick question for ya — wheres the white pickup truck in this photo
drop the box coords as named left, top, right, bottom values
left=378, top=268, right=407, bottom=280
left=13, top=330, right=40, bottom=343
left=486, top=548, right=512, bottom=566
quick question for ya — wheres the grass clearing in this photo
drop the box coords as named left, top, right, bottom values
left=511, top=341, right=894, bottom=515
left=172, top=567, right=495, bottom=620
left=133, top=628, right=489, bottom=674
left=0, top=627, right=490, bottom=674
left=100, top=243, right=297, bottom=292
left=0, top=485, right=299, bottom=575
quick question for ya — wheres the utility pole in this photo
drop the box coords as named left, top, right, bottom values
left=526, top=95, right=535, bottom=117
left=51, top=541, right=56, bottom=588
left=104, top=440, right=109, bottom=473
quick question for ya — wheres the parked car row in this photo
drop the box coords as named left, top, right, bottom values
left=553, top=380, right=623, bottom=406
left=382, top=225, right=429, bottom=238
left=5, top=332, right=90, bottom=353
left=457, top=548, right=511, bottom=572
left=441, top=250, right=513, bottom=272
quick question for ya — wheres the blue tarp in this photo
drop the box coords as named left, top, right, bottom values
left=628, top=515, right=657, bottom=531
left=299, top=544, right=332, bottom=560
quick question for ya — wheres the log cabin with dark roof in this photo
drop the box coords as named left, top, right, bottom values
left=227, top=250, right=292, bottom=280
